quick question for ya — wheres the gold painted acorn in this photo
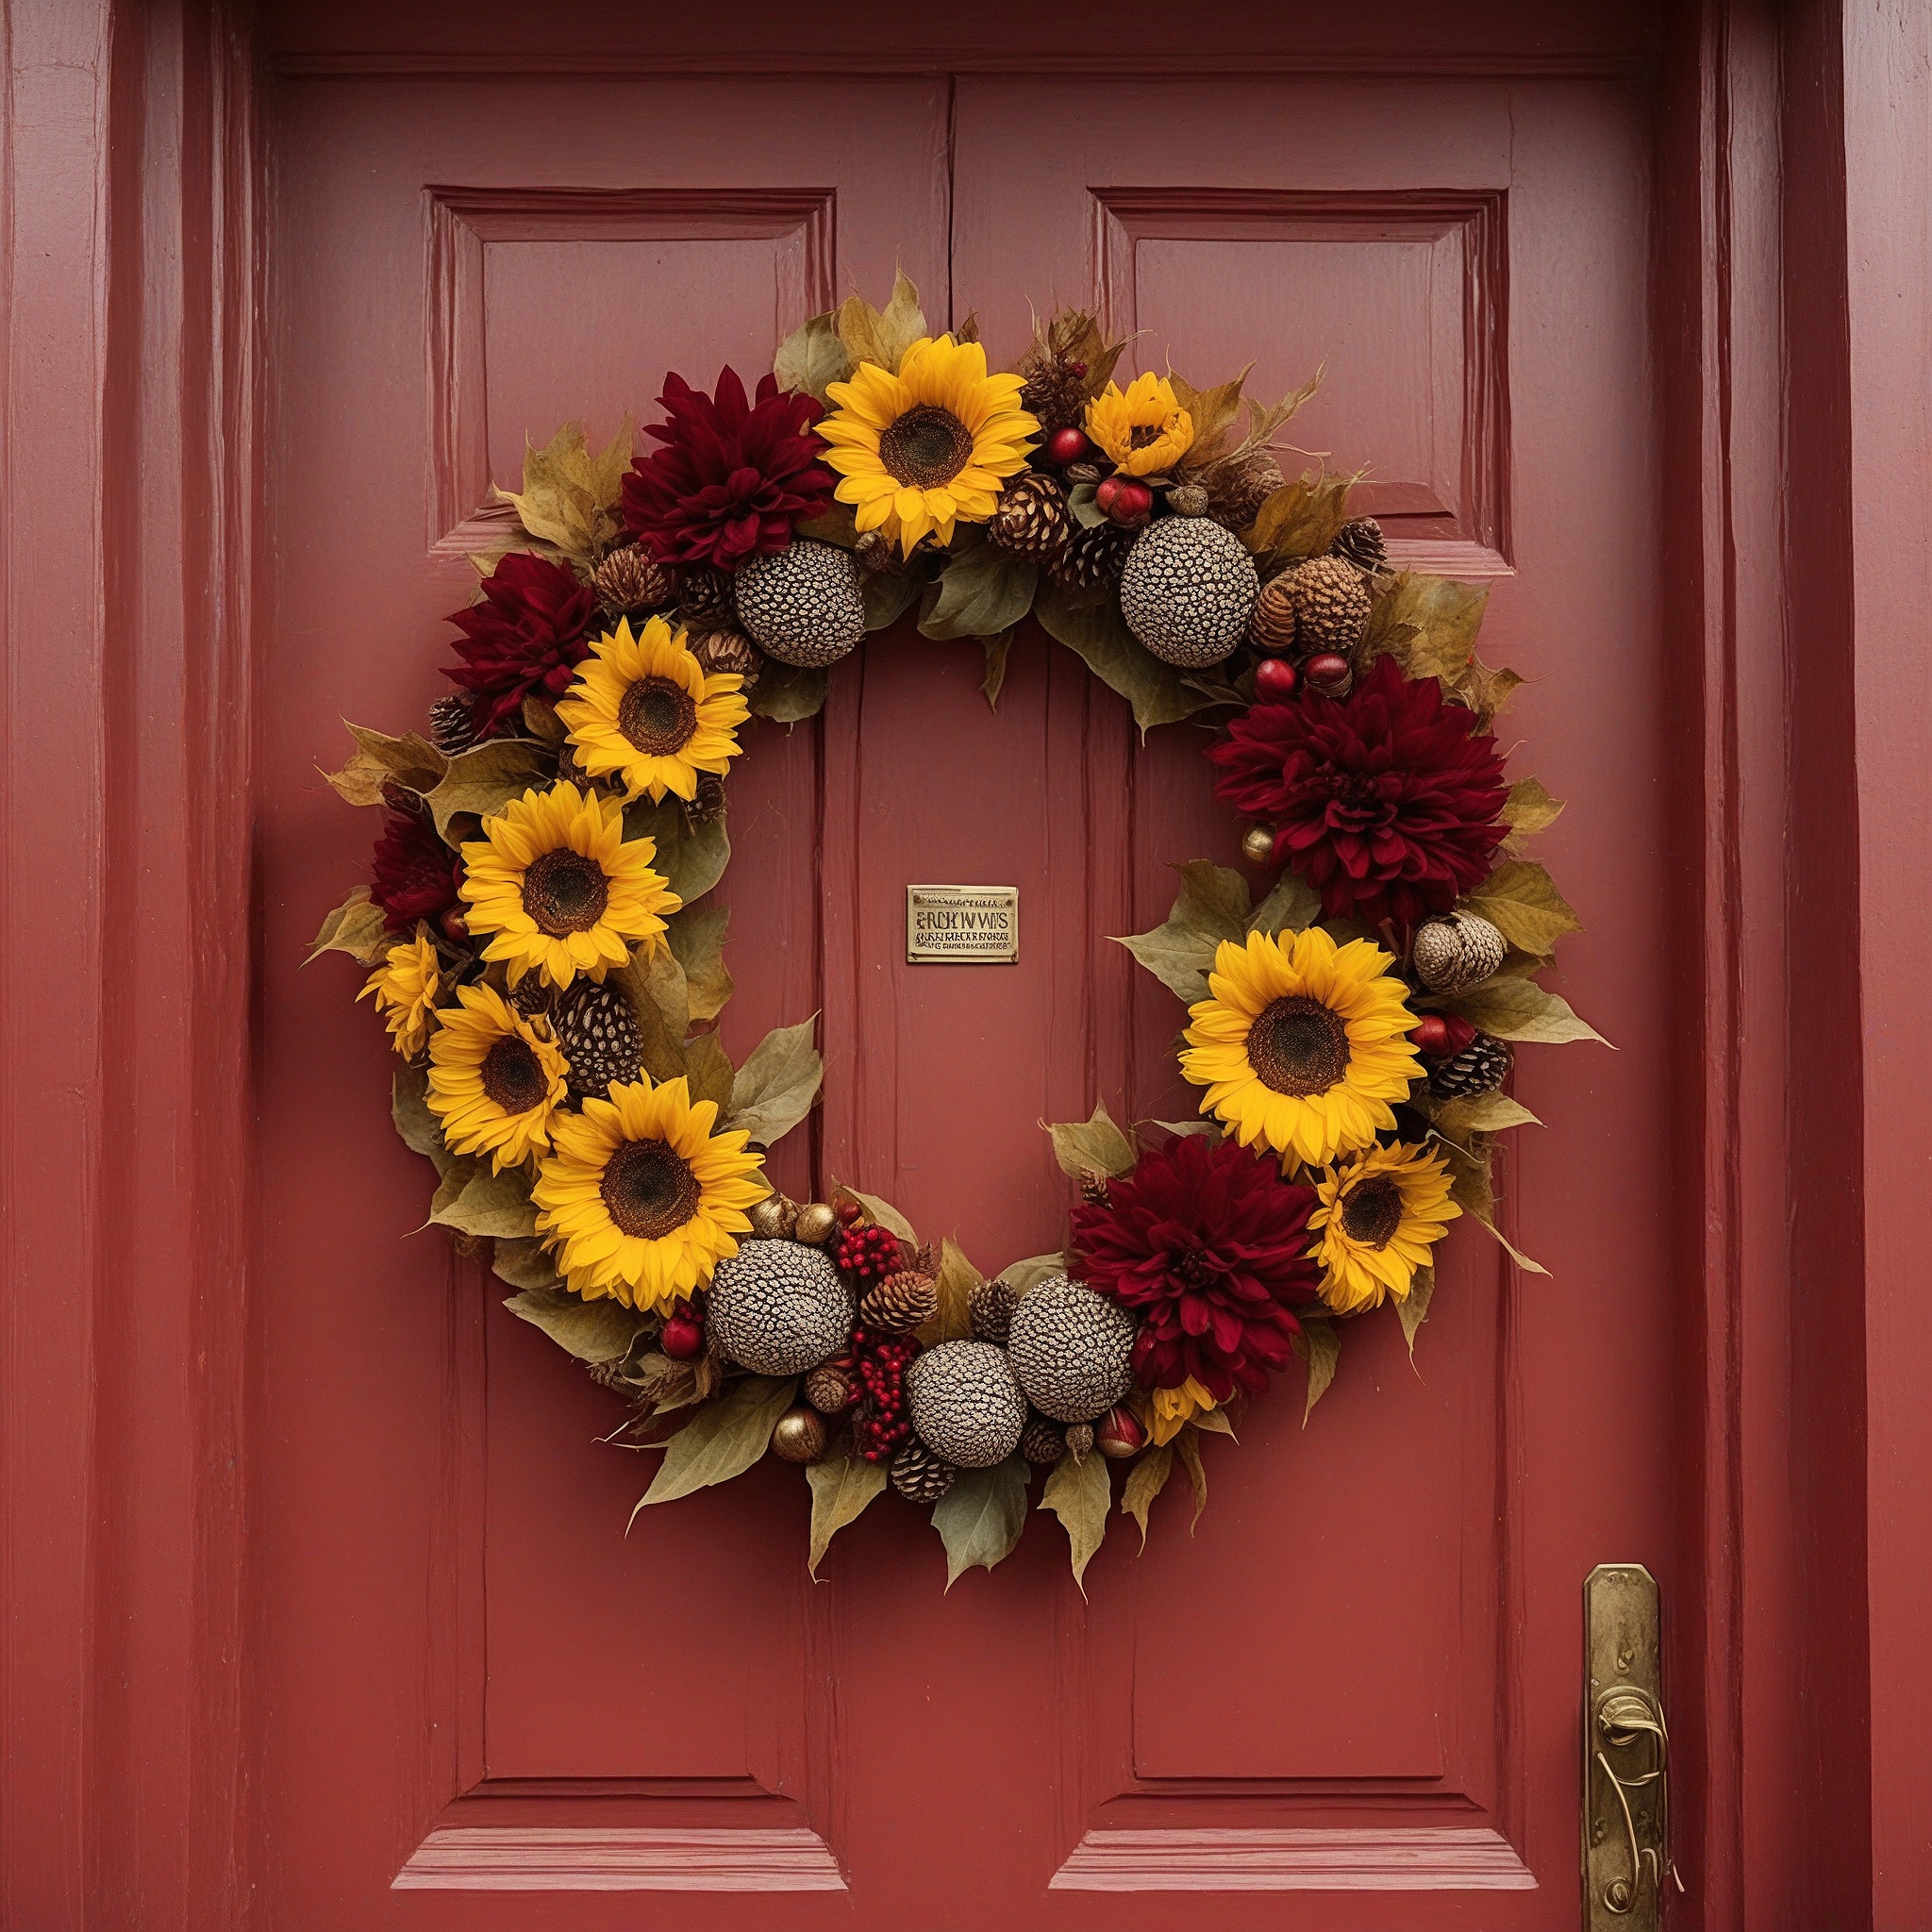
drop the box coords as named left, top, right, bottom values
left=1241, top=823, right=1278, bottom=868
left=747, top=1193, right=797, bottom=1241
left=770, top=1406, right=829, bottom=1463
left=791, top=1202, right=839, bottom=1246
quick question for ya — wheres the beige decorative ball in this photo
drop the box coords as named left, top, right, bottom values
left=732, top=538, right=865, bottom=667
left=906, top=1340, right=1027, bottom=1469
left=706, top=1239, right=854, bottom=1376
left=1410, top=910, right=1507, bottom=994
left=1118, top=516, right=1259, bottom=667
left=1005, top=1274, right=1137, bottom=1424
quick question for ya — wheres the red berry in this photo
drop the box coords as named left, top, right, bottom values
left=835, top=1199, right=862, bottom=1226
left=1253, top=657, right=1299, bottom=701
left=438, top=906, right=469, bottom=942
left=1409, top=1014, right=1452, bottom=1058
left=1305, top=652, right=1354, bottom=696
left=1096, top=475, right=1154, bottom=527
left=1044, top=425, right=1091, bottom=467
left=660, top=1315, right=704, bottom=1360
left=1066, top=360, right=1088, bottom=378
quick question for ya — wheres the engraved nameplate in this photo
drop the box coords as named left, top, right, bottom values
left=906, top=885, right=1019, bottom=964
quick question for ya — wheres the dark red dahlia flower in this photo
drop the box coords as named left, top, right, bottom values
left=1073, top=1133, right=1322, bottom=1404
left=369, top=808, right=459, bottom=931
left=441, top=551, right=598, bottom=740
left=622, top=367, right=834, bottom=574
left=1208, top=654, right=1509, bottom=930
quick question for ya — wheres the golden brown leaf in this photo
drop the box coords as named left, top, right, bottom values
left=1041, top=1449, right=1110, bottom=1593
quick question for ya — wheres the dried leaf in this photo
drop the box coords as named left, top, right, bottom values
left=1147, top=1118, right=1216, bottom=1140
left=324, top=724, right=447, bottom=806
left=495, top=420, right=631, bottom=566
left=1296, top=1318, right=1341, bottom=1423
left=1458, top=658, right=1524, bottom=727
left=725, top=1017, right=823, bottom=1147
left=1119, top=1443, right=1175, bottom=1550
left=667, top=905, right=733, bottom=1024
left=1463, top=860, right=1583, bottom=957
left=623, top=794, right=728, bottom=906
left=806, top=1448, right=888, bottom=1575
left=918, top=537, right=1039, bottom=642
left=604, top=951, right=691, bottom=1083
left=1451, top=977, right=1611, bottom=1046
left=391, top=1061, right=455, bottom=1174
left=1045, top=1101, right=1138, bottom=1181
left=1169, top=366, right=1250, bottom=473
left=504, top=1286, right=646, bottom=1363
left=931, top=1455, right=1030, bottom=1586
left=980, top=628, right=1017, bottom=711
left=430, top=1159, right=538, bottom=1239
left=682, top=1031, right=737, bottom=1112
left=1397, top=1264, right=1435, bottom=1360
left=306, top=889, right=391, bottom=967
left=1244, top=474, right=1354, bottom=563
left=1041, top=1449, right=1110, bottom=1593
left=834, top=270, right=928, bottom=375
left=749, top=662, right=830, bottom=723
left=996, top=1252, right=1065, bottom=1295
left=1360, top=573, right=1490, bottom=678
left=1246, top=872, right=1323, bottom=938
left=837, top=1187, right=918, bottom=1246
left=1501, top=775, right=1565, bottom=841
left=631, top=1375, right=798, bottom=1515
left=774, top=310, right=851, bottom=403
left=491, top=1235, right=561, bottom=1291
left=1434, top=1139, right=1552, bottom=1276
left=423, top=739, right=551, bottom=840
left=1114, top=859, right=1250, bottom=1003
left=1034, top=585, right=1215, bottom=735
left=522, top=694, right=566, bottom=746
left=1453, top=1091, right=1541, bottom=1132
left=1190, top=1406, right=1237, bottom=1439
left=1173, top=1426, right=1208, bottom=1529
left=918, top=1237, right=981, bottom=1345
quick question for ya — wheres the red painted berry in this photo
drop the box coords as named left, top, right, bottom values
left=1044, top=425, right=1091, bottom=467
left=1253, top=657, right=1300, bottom=701
left=1304, top=652, right=1355, bottom=697
left=1096, top=475, right=1154, bottom=527
left=660, top=1314, right=704, bottom=1361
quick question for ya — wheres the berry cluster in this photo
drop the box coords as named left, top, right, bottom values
left=834, top=1223, right=905, bottom=1288
left=846, top=1324, right=920, bottom=1462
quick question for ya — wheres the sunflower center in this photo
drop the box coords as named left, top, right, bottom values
left=600, top=1137, right=701, bottom=1241
left=617, top=675, right=698, bottom=758
left=1248, top=995, right=1351, bottom=1096
left=1127, top=423, right=1167, bottom=451
left=480, top=1034, right=548, bottom=1115
left=521, top=847, right=609, bottom=936
left=1341, top=1174, right=1405, bottom=1249
left=878, top=404, right=974, bottom=489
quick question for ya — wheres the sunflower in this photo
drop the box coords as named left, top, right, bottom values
left=532, top=1075, right=768, bottom=1309
left=1085, top=372, right=1195, bottom=477
left=1180, top=926, right=1421, bottom=1168
left=1149, top=1378, right=1224, bottom=1447
left=817, top=335, right=1038, bottom=554
left=358, top=930, right=442, bottom=1058
left=425, top=983, right=569, bottom=1171
left=458, top=781, right=679, bottom=991
left=555, top=616, right=748, bottom=805
left=1308, top=1141, right=1461, bottom=1313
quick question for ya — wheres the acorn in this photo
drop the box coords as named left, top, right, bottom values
left=1241, top=823, right=1278, bottom=868
left=1304, top=652, right=1355, bottom=697
left=770, top=1407, right=829, bottom=1464
left=1253, top=657, right=1299, bottom=702
left=747, top=1194, right=796, bottom=1241
left=791, top=1202, right=838, bottom=1246
left=1096, top=1406, right=1147, bottom=1459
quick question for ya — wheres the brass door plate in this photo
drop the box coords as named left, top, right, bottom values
left=906, top=885, right=1019, bottom=963
left=1583, top=1563, right=1675, bottom=1927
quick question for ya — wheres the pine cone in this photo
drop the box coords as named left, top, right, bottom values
left=686, top=625, right=763, bottom=692
left=508, top=977, right=553, bottom=1019
left=1410, top=912, right=1506, bottom=994
left=682, top=772, right=726, bottom=826
left=553, top=981, right=643, bottom=1103
left=858, top=1270, right=939, bottom=1334
left=1077, top=1169, right=1112, bottom=1207
left=1202, top=447, right=1284, bottom=531
left=593, top=543, right=673, bottom=617
left=890, top=1438, right=958, bottom=1503
left=1019, top=360, right=1091, bottom=436
left=1248, top=573, right=1300, bottom=656
left=677, top=564, right=737, bottom=629
left=1049, top=521, right=1134, bottom=592
left=1292, top=555, right=1373, bottom=655
left=969, top=1277, right=1020, bottom=1347
left=855, top=527, right=926, bottom=576
left=805, top=1364, right=856, bottom=1414
left=985, top=475, right=1070, bottom=561
left=428, top=690, right=478, bottom=754
left=1021, top=1415, right=1067, bottom=1465
left=1426, top=1031, right=1514, bottom=1099
left=1330, top=517, right=1388, bottom=576
left=1064, top=1422, right=1096, bottom=1461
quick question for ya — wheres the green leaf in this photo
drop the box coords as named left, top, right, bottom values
left=667, top=905, right=733, bottom=1024
left=793, top=501, right=859, bottom=549
left=631, top=1375, right=799, bottom=1515
left=1247, top=872, right=1323, bottom=938
left=307, top=889, right=391, bottom=967
left=979, top=626, right=1017, bottom=711
left=806, top=1449, right=889, bottom=1575
left=918, top=539, right=1040, bottom=643
left=1397, top=1264, right=1435, bottom=1360
left=1119, top=1444, right=1175, bottom=1550
left=604, top=950, right=692, bottom=1084
left=623, top=794, right=729, bottom=906
left=682, top=1030, right=736, bottom=1112
left=1451, top=977, right=1611, bottom=1046
left=1173, top=1426, right=1208, bottom=1529
left=1034, top=585, right=1214, bottom=735
left=931, top=1456, right=1030, bottom=1586
left=521, top=694, right=566, bottom=746
left=863, top=564, right=927, bottom=631
left=503, top=1286, right=646, bottom=1363
left=996, top=1251, right=1066, bottom=1295
left=773, top=310, right=851, bottom=403
left=749, top=661, right=830, bottom=723
left=1044, top=1100, right=1138, bottom=1181
left=1041, top=1450, right=1110, bottom=1593
left=1501, top=775, right=1565, bottom=841
left=1462, top=860, right=1583, bottom=957
left=1296, top=1318, right=1341, bottom=1423
left=423, top=739, right=551, bottom=840
left=837, top=1187, right=918, bottom=1246
left=391, top=1061, right=455, bottom=1174
left=1065, top=480, right=1105, bottom=529
left=725, top=1017, right=823, bottom=1147
left=1113, top=859, right=1252, bottom=1003
left=491, top=1235, right=561, bottom=1291
left=429, top=1158, right=538, bottom=1239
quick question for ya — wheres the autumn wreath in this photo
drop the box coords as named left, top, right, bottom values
left=311, top=275, right=1605, bottom=1587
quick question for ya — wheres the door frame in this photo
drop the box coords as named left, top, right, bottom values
left=3, top=2, right=1923, bottom=1924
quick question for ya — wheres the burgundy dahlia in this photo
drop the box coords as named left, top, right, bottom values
left=369, top=808, right=460, bottom=931
left=622, top=367, right=834, bottom=573
left=1208, top=654, right=1509, bottom=930
left=1073, top=1134, right=1322, bottom=1403
left=441, top=551, right=598, bottom=740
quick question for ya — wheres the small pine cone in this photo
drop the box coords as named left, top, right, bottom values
left=686, top=625, right=763, bottom=692
left=1019, top=360, right=1091, bottom=435
left=1203, top=447, right=1284, bottom=531
left=592, top=542, right=673, bottom=617
left=1049, top=521, right=1135, bottom=592
left=682, top=772, right=726, bottom=826
left=428, top=690, right=478, bottom=754
left=1426, top=1032, right=1514, bottom=1099
left=1063, top=1423, right=1096, bottom=1461
left=858, top=1270, right=939, bottom=1334
left=508, top=977, right=553, bottom=1020
left=1292, top=555, right=1373, bottom=655
left=805, top=1365, right=856, bottom=1415
left=1077, top=1169, right=1112, bottom=1207
left=968, top=1277, right=1020, bottom=1347
left=1021, top=1415, right=1068, bottom=1465
left=1247, top=572, right=1301, bottom=656
left=553, top=981, right=643, bottom=1103
left=890, top=1439, right=958, bottom=1504
left=985, top=474, right=1070, bottom=561
left=677, top=564, right=737, bottom=629
left=1330, top=517, right=1388, bottom=576
left=855, top=528, right=914, bottom=576
left=1410, top=912, right=1507, bottom=994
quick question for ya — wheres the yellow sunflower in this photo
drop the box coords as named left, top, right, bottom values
left=555, top=616, right=748, bottom=806
left=458, top=781, right=679, bottom=991
left=817, top=334, right=1038, bottom=554
left=425, top=983, right=569, bottom=1171
left=1180, top=926, right=1421, bottom=1168
left=1308, top=1141, right=1461, bottom=1313
left=358, top=930, right=442, bottom=1058
left=1149, top=1377, right=1222, bottom=1447
left=1085, top=372, right=1195, bottom=477
left=532, top=1075, right=768, bottom=1309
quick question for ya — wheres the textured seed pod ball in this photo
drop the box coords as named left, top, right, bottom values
left=705, top=1239, right=855, bottom=1376
left=1410, top=910, right=1507, bottom=994
left=1006, top=1274, right=1137, bottom=1424
left=732, top=538, right=865, bottom=668
left=906, top=1340, right=1027, bottom=1469
left=1117, top=517, right=1259, bottom=668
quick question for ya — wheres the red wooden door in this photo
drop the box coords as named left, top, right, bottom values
left=260, top=28, right=1669, bottom=1927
